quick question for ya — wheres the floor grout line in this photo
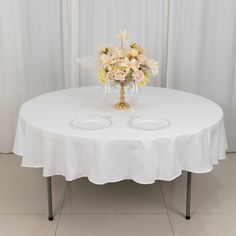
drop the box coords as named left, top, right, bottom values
left=159, top=181, right=175, bottom=236
left=59, top=212, right=169, bottom=215
left=1, top=211, right=236, bottom=216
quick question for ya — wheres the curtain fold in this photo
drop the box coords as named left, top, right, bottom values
left=0, top=0, right=64, bottom=152
left=0, top=0, right=26, bottom=152
left=166, top=0, right=236, bottom=151
left=61, top=0, right=80, bottom=88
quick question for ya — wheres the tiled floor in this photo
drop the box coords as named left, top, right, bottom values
left=0, top=153, right=236, bottom=236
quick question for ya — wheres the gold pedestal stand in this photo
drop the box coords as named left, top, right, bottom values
left=114, top=82, right=129, bottom=110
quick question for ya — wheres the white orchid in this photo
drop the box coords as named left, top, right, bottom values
left=117, top=30, right=129, bottom=42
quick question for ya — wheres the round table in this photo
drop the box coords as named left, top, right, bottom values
left=13, top=86, right=227, bottom=220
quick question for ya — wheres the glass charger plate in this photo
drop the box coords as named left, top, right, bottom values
left=70, top=117, right=112, bottom=130
left=129, top=117, right=170, bottom=131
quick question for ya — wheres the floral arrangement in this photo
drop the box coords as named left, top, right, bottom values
left=98, top=30, right=158, bottom=88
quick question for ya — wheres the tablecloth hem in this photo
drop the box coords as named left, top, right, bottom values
left=15, top=154, right=226, bottom=184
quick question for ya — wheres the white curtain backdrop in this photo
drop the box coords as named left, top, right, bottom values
left=61, top=0, right=80, bottom=88
left=0, top=0, right=64, bottom=152
left=0, top=0, right=236, bottom=152
left=166, top=0, right=236, bottom=151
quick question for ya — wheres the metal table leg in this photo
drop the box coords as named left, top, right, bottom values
left=47, top=174, right=191, bottom=221
left=185, top=171, right=192, bottom=220
left=47, top=177, right=54, bottom=221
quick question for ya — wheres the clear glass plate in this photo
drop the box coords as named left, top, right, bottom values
left=129, top=117, right=170, bottom=131
left=70, top=117, right=112, bottom=130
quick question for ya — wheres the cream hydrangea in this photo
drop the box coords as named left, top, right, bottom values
left=148, top=59, right=158, bottom=76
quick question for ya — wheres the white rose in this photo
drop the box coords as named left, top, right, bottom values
left=109, top=56, right=117, bottom=65
left=118, top=58, right=129, bottom=68
left=128, top=58, right=140, bottom=72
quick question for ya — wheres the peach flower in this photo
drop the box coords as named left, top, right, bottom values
left=106, top=71, right=114, bottom=81
left=132, top=70, right=145, bottom=82
left=114, top=70, right=127, bottom=81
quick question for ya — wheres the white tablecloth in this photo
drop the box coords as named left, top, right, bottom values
left=13, top=86, right=227, bottom=184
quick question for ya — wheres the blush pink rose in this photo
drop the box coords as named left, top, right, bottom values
left=114, top=70, right=127, bottom=81
left=132, top=70, right=145, bottom=82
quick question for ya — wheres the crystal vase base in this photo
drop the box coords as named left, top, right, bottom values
left=114, top=101, right=130, bottom=110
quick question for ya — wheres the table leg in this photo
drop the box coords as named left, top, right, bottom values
left=47, top=177, right=54, bottom=221
left=185, top=171, right=192, bottom=220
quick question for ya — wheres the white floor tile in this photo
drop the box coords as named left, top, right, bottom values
left=0, top=214, right=58, bottom=236
left=170, top=213, right=236, bottom=236
left=56, top=214, right=173, bottom=236
left=0, top=169, right=66, bottom=214
left=0, top=153, right=22, bottom=169
left=160, top=158, right=236, bottom=214
left=225, top=152, right=236, bottom=163
left=62, top=179, right=166, bottom=214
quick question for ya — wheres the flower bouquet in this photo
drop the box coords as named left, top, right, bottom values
left=98, top=30, right=158, bottom=110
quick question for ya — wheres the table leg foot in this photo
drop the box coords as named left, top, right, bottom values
left=185, top=171, right=192, bottom=220
left=47, top=177, right=54, bottom=221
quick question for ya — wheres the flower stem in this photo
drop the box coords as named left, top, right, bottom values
left=120, top=40, right=123, bottom=49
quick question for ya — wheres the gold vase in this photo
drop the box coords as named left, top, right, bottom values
left=114, top=82, right=130, bottom=110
